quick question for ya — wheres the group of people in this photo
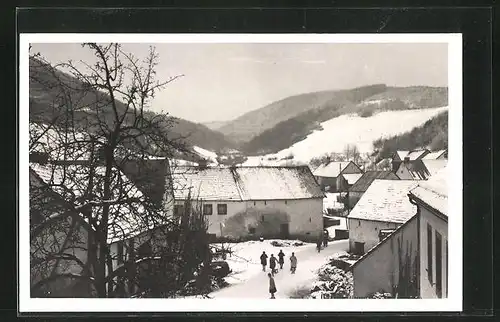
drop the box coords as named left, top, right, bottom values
left=260, top=250, right=298, bottom=299
left=316, top=229, right=330, bottom=253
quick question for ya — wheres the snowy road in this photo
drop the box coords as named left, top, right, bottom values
left=209, top=240, right=348, bottom=299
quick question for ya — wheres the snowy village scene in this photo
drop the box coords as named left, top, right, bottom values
left=22, top=34, right=461, bottom=310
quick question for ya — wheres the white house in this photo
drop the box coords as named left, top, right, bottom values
left=409, top=167, right=448, bottom=298
left=351, top=166, right=448, bottom=299
left=347, top=179, right=420, bottom=255
left=312, top=161, right=363, bottom=192
left=172, top=166, right=325, bottom=241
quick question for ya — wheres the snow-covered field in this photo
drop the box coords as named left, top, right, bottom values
left=269, top=106, right=448, bottom=163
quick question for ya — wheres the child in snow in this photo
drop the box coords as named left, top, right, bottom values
left=290, top=252, right=297, bottom=274
left=260, top=251, right=268, bottom=271
left=269, top=254, right=278, bottom=275
left=268, top=273, right=277, bottom=299
left=278, top=250, right=285, bottom=269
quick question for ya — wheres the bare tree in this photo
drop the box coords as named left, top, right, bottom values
left=29, top=43, right=211, bottom=298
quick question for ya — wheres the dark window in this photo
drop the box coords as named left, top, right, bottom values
left=285, top=200, right=287, bottom=205
left=435, top=231, right=443, bottom=298
left=203, top=204, right=213, bottom=216
left=117, top=241, right=124, bottom=265
left=427, top=224, right=433, bottom=284
left=261, top=215, right=265, bottom=222
left=264, top=201, right=267, bottom=205
left=446, top=240, right=448, bottom=297
left=217, top=204, right=227, bottom=215
left=249, top=227, right=256, bottom=234
left=174, top=205, right=184, bottom=217
left=354, top=242, right=365, bottom=256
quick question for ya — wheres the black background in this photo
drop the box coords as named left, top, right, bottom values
left=3, top=3, right=496, bottom=320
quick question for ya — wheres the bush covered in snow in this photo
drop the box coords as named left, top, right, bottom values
left=270, top=240, right=305, bottom=247
left=367, top=292, right=394, bottom=299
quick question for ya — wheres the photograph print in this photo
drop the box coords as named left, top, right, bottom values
left=20, top=34, right=462, bottom=312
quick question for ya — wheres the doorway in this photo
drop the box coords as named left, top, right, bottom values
left=280, top=223, right=290, bottom=239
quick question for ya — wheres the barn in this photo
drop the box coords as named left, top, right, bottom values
left=312, top=161, right=363, bottom=193
left=172, top=166, right=325, bottom=241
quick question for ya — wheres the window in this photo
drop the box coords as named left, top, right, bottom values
left=203, top=204, right=213, bottom=216
left=435, top=231, right=443, bottom=298
left=264, top=201, right=267, bottom=205
left=117, top=241, right=124, bottom=265
left=261, top=215, right=265, bottom=222
left=446, top=240, right=448, bottom=297
left=174, top=205, right=184, bottom=217
left=249, top=227, right=256, bottom=234
left=217, top=204, right=227, bottom=215
left=427, top=224, right=433, bottom=283
left=285, top=200, right=287, bottom=205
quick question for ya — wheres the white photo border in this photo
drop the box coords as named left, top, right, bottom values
left=19, top=33, right=463, bottom=313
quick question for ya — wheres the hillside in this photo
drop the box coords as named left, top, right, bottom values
left=218, top=84, right=389, bottom=144
left=257, top=106, right=448, bottom=164
left=29, top=57, right=236, bottom=154
left=203, top=121, right=228, bottom=131
left=372, top=110, right=448, bottom=160
left=240, top=86, right=448, bottom=155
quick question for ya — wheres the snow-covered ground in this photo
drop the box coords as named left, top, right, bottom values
left=269, top=106, right=448, bottom=163
left=207, top=239, right=349, bottom=299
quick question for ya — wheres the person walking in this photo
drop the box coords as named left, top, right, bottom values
left=269, top=254, right=278, bottom=275
left=268, top=273, right=277, bottom=299
left=323, top=229, right=329, bottom=248
left=278, top=250, right=285, bottom=269
left=316, top=238, right=322, bottom=253
left=290, top=252, right=297, bottom=274
left=260, top=251, right=268, bottom=272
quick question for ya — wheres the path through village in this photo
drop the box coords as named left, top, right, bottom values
left=209, top=240, right=348, bottom=299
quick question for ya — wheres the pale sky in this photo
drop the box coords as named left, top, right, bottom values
left=30, top=43, right=448, bottom=124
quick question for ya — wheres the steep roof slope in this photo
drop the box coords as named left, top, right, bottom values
left=349, top=171, right=400, bottom=192
left=422, top=150, right=447, bottom=160
left=409, top=166, right=448, bottom=217
left=348, top=179, right=420, bottom=223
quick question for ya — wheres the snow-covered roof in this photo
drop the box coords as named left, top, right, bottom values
left=312, top=161, right=352, bottom=178
left=409, top=166, right=448, bottom=217
left=395, top=151, right=409, bottom=161
left=172, top=166, right=324, bottom=201
left=406, top=149, right=430, bottom=161
left=422, top=150, right=447, bottom=160
left=348, top=179, right=420, bottom=223
left=422, top=159, right=448, bottom=177
left=30, top=162, right=155, bottom=244
left=341, top=173, right=363, bottom=185
left=172, top=167, right=242, bottom=201
left=349, top=171, right=400, bottom=192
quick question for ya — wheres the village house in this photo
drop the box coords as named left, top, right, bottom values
left=409, top=167, right=448, bottom=298
left=347, top=179, right=420, bottom=256
left=391, top=149, right=430, bottom=172
left=29, top=141, right=175, bottom=298
left=396, top=158, right=448, bottom=181
left=350, top=167, right=448, bottom=299
left=312, top=161, right=363, bottom=193
left=172, top=166, right=325, bottom=241
left=337, top=172, right=364, bottom=192
left=347, top=170, right=400, bottom=209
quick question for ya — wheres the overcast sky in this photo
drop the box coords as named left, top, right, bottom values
left=30, top=43, right=448, bottom=124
